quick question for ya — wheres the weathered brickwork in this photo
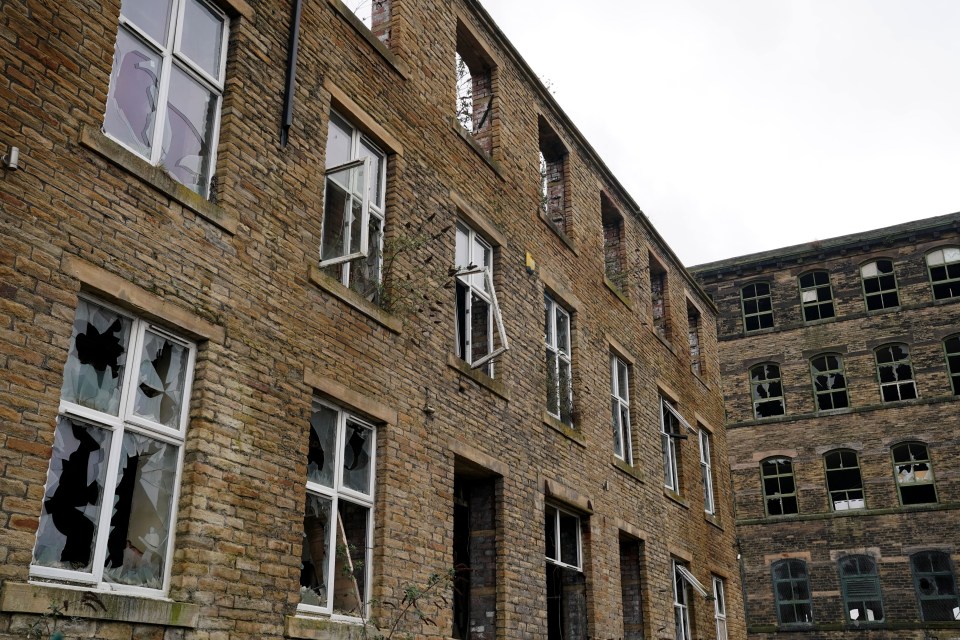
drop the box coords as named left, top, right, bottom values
left=693, top=213, right=960, bottom=640
left=0, top=0, right=742, bottom=639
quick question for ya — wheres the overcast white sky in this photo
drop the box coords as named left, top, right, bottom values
left=478, top=0, right=960, bottom=266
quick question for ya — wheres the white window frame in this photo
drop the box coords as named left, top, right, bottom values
left=713, top=576, right=728, bottom=640
left=105, top=0, right=229, bottom=196
left=298, top=399, right=377, bottom=621
left=30, top=296, right=196, bottom=596
left=545, top=294, right=573, bottom=426
left=454, top=222, right=509, bottom=372
left=700, top=429, right=715, bottom=515
left=661, top=398, right=693, bottom=492
left=610, top=354, right=632, bottom=464
left=672, top=560, right=693, bottom=640
left=545, top=504, right=582, bottom=572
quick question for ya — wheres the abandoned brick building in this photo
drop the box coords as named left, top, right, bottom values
left=692, top=212, right=960, bottom=640
left=0, top=0, right=744, bottom=638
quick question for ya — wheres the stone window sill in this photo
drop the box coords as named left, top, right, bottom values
left=611, top=456, right=644, bottom=484
left=664, top=489, right=689, bottom=509
left=705, top=512, right=723, bottom=531
left=446, top=353, right=511, bottom=401
left=453, top=122, right=504, bottom=179
left=538, top=211, right=579, bottom=255
left=542, top=411, right=585, bottom=447
left=326, top=0, right=409, bottom=80
left=308, top=264, right=402, bottom=334
left=1, top=582, right=199, bottom=628
left=79, top=125, right=238, bottom=235
left=603, top=277, right=632, bottom=309
left=285, top=614, right=372, bottom=639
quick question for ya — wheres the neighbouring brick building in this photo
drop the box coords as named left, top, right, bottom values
left=0, top=0, right=743, bottom=639
left=692, top=213, right=960, bottom=640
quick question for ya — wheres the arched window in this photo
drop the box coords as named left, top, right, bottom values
left=750, top=364, right=785, bottom=418
left=810, top=354, right=849, bottom=411
left=741, top=282, right=774, bottom=331
left=761, top=457, right=798, bottom=516
left=839, top=555, right=884, bottom=622
left=926, top=247, right=960, bottom=300
left=910, top=551, right=960, bottom=621
left=874, top=344, right=917, bottom=402
left=891, top=442, right=937, bottom=505
left=772, top=559, right=813, bottom=625
left=860, top=260, right=899, bottom=310
left=824, top=449, right=864, bottom=511
left=798, top=270, right=835, bottom=322
left=944, top=335, right=960, bottom=396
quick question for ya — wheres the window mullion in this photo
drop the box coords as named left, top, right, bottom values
left=91, top=425, right=126, bottom=585
left=150, top=53, right=176, bottom=166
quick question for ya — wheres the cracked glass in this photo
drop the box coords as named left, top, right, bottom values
left=61, top=300, right=132, bottom=415
left=134, top=330, right=190, bottom=428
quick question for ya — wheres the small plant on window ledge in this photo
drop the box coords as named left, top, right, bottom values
left=19, top=594, right=104, bottom=640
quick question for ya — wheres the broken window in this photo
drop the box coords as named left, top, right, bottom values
left=539, top=117, right=568, bottom=235
left=455, top=222, right=508, bottom=376
left=618, top=535, right=644, bottom=640
left=300, top=399, right=376, bottom=618
left=798, top=270, right=835, bottom=322
left=103, top=0, right=228, bottom=196
left=943, top=335, right=960, bottom=395
left=545, top=505, right=586, bottom=640
left=673, top=561, right=706, bottom=640
left=772, top=559, right=813, bottom=626
left=545, top=294, right=574, bottom=427
left=610, top=354, right=632, bottom=464
left=875, top=344, right=917, bottom=403
left=602, top=195, right=627, bottom=291
left=650, top=255, right=669, bottom=340
left=891, top=442, right=937, bottom=505
left=824, top=449, right=865, bottom=511
left=741, top=282, right=774, bottom=332
left=32, top=298, right=195, bottom=593
left=839, top=555, right=884, bottom=623
left=687, top=302, right=702, bottom=376
left=455, top=21, right=495, bottom=156
left=660, top=398, right=690, bottom=493
left=860, top=260, right=899, bottom=311
left=452, top=472, right=498, bottom=640
left=750, top=363, right=785, bottom=418
left=926, top=247, right=960, bottom=300
left=342, top=0, right=390, bottom=44
left=810, top=354, right=849, bottom=411
left=699, top=429, right=715, bottom=515
left=910, top=551, right=960, bottom=622
left=321, top=111, right=387, bottom=302
left=761, top=457, right=798, bottom=516
left=713, top=576, right=728, bottom=640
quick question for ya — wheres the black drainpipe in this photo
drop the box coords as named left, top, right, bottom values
left=280, top=0, right=304, bottom=147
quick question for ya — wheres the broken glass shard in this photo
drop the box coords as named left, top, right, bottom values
left=300, top=493, right=332, bottom=608
left=342, top=421, right=373, bottom=495
left=308, top=403, right=338, bottom=488
left=134, top=330, right=190, bottom=428
left=61, top=300, right=131, bottom=415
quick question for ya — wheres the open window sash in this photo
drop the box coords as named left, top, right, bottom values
left=676, top=564, right=709, bottom=598
left=452, top=266, right=509, bottom=369
left=662, top=399, right=697, bottom=437
left=320, top=157, right=372, bottom=268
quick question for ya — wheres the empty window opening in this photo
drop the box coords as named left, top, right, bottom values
left=944, top=335, right=960, bottom=395
left=455, top=222, right=508, bottom=376
left=660, top=398, right=690, bottom=493
left=610, top=354, right=632, bottom=464
left=321, top=111, right=387, bottom=302
left=700, top=429, right=715, bottom=515
left=545, top=294, right=574, bottom=427
left=455, top=22, right=495, bottom=156
left=772, top=559, right=813, bottom=626
left=810, top=354, right=849, bottom=411
left=875, top=344, right=917, bottom=402
left=602, top=195, right=626, bottom=291
left=892, top=442, right=937, bottom=505
left=741, top=282, right=774, bottom=332
left=910, top=551, right=960, bottom=622
left=861, top=260, right=899, bottom=311
left=798, top=271, right=835, bottom=322
left=343, top=0, right=390, bottom=44
left=545, top=505, right=587, bottom=640
left=618, top=536, right=644, bottom=640
left=453, top=470, right=498, bottom=640
left=750, top=364, right=785, bottom=418
left=539, top=117, right=568, bottom=235
left=926, top=247, right=960, bottom=300
left=761, top=457, right=798, bottom=516
left=713, top=576, right=728, bottom=640
left=687, top=302, right=702, bottom=376
left=824, top=449, right=865, bottom=511
left=299, top=400, right=376, bottom=618
left=839, top=555, right=884, bottom=623
left=650, top=255, right=669, bottom=340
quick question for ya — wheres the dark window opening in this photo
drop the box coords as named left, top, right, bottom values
left=892, top=442, right=937, bottom=505
left=911, top=551, right=960, bottom=621
left=453, top=470, right=498, bottom=640
left=751, top=363, right=785, bottom=418
left=687, top=302, right=702, bottom=376
left=772, top=559, right=813, bottom=625
left=761, top=457, right=798, bottom=516
left=741, top=282, right=774, bottom=331
left=944, top=335, right=960, bottom=396
left=618, top=536, right=644, bottom=640
left=602, top=195, right=626, bottom=291
left=539, top=117, right=568, bottom=235
left=810, top=354, right=849, bottom=411
left=545, top=505, right=586, bottom=640
left=839, top=555, right=884, bottom=623
left=875, top=344, right=917, bottom=403
left=926, top=247, right=960, bottom=300
left=456, top=22, right=495, bottom=156
left=798, top=271, right=835, bottom=322
left=861, top=260, right=899, bottom=311
left=650, top=255, right=669, bottom=341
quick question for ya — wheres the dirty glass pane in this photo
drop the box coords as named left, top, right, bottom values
left=341, top=420, right=373, bottom=495
left=351, top=216, right=383, bottom=302
left=558, top=511, right=579, bottom=567
left=33, top=418, right=112, bottom=574
left=616, top=360, right=629, bottom=400
left=455, top=281, right=468, bottom=360
left=308, top=403, right=338, bottom=488
left=556, top=307, right=570, bottom=355
left=121, top=0, right=173, bottom=43
left=134, top=330, right=190, bottom=428
left=300, top=493, right=332, bottom=609
left=470, top=293, right=491, bottom=363
left=559, top=359, right=573, bottom=426
left=161, top=65, right=218, bottom=195
left=546, top=351, right=559, bottom=417
left=103, top=433, right=178, bottom=588
left=455, top=224, right=470, bottom=272
left=180, top=0, right=225, bottom=80
left=61, top=300, right=132, bottom=415
left=104, top=28, right=161, bottom=158
left=544, top=296, right=555, bottom=346
left=333, top=501, right=369, bottom=615
left=322, top=176, right=351, bottom=260
left=358, top=138, right=384, bottom=208
left=326, top=114, right=352, bottom=170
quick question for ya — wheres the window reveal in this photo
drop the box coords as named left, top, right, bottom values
left=660, top=398, right=690, bottom=492
left=687, top=303, right=702, bottom=376
left=539, top=117, right=568, bottom=235
left=618, top=536, right=644, bottom=640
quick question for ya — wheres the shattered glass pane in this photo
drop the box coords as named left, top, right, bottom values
left=334, top=501, right=369, bottom=616
left=300, top=493, right=332, bottom=608
left=161, top=65, right=218, bottom=195
left=61, top=300, right=132, bottom=415
left=33, top=418, right=111, bottom=574
left=103, top=432, right=178, bottom=588
left=308, top=403, right=338, bottom=488
left=104, top=27, right=160, bottom=158
left=341, top=420, right=373, bottom=495
left=180, top=0, right=225, bottom=80
left=350, top=215, right=383, bottom=303
left=559, top=359, right=574, bottom=426
left=134, top=330, right=190, bottom=428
